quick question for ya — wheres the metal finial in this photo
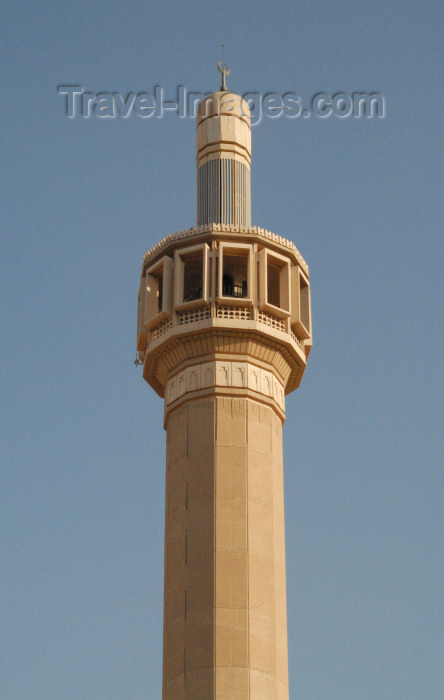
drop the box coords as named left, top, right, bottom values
left=217, top=44, right=230, bottom=91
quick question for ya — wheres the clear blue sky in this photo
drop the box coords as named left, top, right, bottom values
left=1, top=1, right=442, bottom=698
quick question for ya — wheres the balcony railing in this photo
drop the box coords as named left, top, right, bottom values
left=183, top=287, right=202, bottom=303
left=222, top=283, right=247, bottom=298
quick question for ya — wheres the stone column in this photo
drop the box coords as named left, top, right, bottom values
left=162, top=362, right=289, bottom=699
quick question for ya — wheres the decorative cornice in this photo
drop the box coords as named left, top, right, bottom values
left=143, top=329, right=304, bottom=399
left=141, top=224, right=309, bottom=275
left=165, top=359, right=285, bottom=413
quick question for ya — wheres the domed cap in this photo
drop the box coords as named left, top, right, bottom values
left=196, top=90, right=252, bottom=170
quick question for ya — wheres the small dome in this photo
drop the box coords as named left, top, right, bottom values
left=197, top=91, right=251, bottom=126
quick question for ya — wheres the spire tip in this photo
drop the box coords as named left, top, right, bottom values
left=217, top=44, right=230, bottom=91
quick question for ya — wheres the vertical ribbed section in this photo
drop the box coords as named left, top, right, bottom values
left=235, top=161, right=240, bottom=227
left=208, top=159, right=219, bottom=225
left=198, top=165, right=207, bottom=227
left=198, top=158, right=251, bottom=228
left=246, top=164, right=251, bottom=227
left=220, top=159, right=226, bottom=225
left=221, top=158, right=233, bottom=226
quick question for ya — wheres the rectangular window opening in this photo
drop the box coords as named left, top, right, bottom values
left=258, top=248, right=291, bottom=318
left=157, top=271, right=163, bottom=313
left=300, top=276, right=310, bottom=331
left=145, top=255, right=173, bottom=329
left=267, top=262, right=281, bottom=308
left=223, top=253, right=248, bottom=298
left=183, top=253, right=203, bottom=303
left=218, top=243, right=253, bottom=304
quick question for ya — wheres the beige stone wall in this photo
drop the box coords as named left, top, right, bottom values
left=163, top=395, right=288, bottom=699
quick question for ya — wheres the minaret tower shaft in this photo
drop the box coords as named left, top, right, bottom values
left=196, top=90, right=251, bottom=228
left=137, top=70, right=312, bottom=700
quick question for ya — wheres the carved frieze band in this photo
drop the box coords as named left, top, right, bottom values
left=165, top=360, right=285, bottom=411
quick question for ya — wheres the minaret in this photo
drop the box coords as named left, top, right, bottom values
left=137, top=65, right=312, bottom=699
